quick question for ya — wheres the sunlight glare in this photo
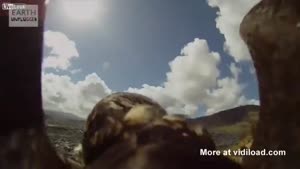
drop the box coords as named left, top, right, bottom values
left=62, top=0, right=100, bottom=22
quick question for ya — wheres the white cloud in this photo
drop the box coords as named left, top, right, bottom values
left=102, top=61, right=111, bottom=71
left=244, top=98, right=260, bottom=106
left=42, top=72, right=111, bottom=117
left=43, top=30, right=79, bottom=70
left=207, top=0, right=259, bottom=62
left=164, top=38, right=220, bottom=105
left=70, top=69, right=82, bottom=74
left=249, top=65, right=256, bottom=75
left=128, top=84, right=197, bottom=116
left=127, top=39, right=256, bottom=116
left=229, top=62, right=241, bottom=79
left=42, top=30, right=258, bottom=117
left=204, top=63, right=244, bottom=114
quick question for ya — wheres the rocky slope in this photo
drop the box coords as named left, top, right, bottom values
left=188, top=105, right=259, bottom=149
left=45, top=110, right=85, bottom=161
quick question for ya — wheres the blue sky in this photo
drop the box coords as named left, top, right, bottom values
left=42, top=0, right=259, bottom=118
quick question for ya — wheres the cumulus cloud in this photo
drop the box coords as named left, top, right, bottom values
left=42, top=30, right=257, bottom=117
left=129, top=0, right=259, bottom=114
left=128, top=84, right=197, bottom=116
left=204, top=63, right=245, bottom=114
left=243, top=98, right=260, bottom=106
left=43, top=31, right=79, bottom=70
left=42, top=72, right=111, bottom=117
left=164, top=39, right=220, bottom=105
left=207, top=0, right=259, bottom=62
left=249, top=65, right=256, bottom=75
left=127, top=38, right=256, bottom=116
left=42, top=30, right=112, bottom=117
left=102, top=61, right=111, bottom=71
left=70, top=69, right=82, bottom=74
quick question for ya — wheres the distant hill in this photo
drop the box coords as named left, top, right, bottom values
left=188, top=105, right=259, bottom=128
left=188, top=105, right=260, bottom=149
left=44, top=110, right=85, bottom=129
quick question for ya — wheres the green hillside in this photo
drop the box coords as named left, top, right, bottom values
left=188, top=105, right=260, bottom=162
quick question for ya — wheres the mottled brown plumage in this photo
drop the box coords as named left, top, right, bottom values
left=0, top=1, right=71, bottom=169
left=240, top=0, right=300, bottom=169
left=82, top=92, right=241, bottom=169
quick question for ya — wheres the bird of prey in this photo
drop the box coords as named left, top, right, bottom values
left=82, top=92, right=242, bottom=169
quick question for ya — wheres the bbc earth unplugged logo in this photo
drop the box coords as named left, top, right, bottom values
left=2, top=3, right=38, bottom=27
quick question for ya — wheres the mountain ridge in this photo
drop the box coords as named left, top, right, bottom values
left=188, top=105, right=259, bottom=128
